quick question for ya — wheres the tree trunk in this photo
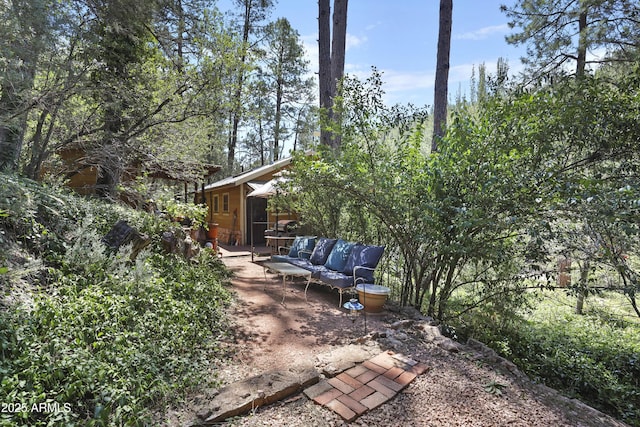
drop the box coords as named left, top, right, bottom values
left=329, top=0, right=348, bottom=148
left=432, top=0, right=453, bottom=153
left=0, top=68, right=34, bottom=172
left=274, top=80, right=283, bottom=161
left=228, top=0, right=253, bottom=171
left=318, top=0, right=332, bottom=146
left=575, top=260, right=590, bottom=315
left=576, top=8, right=587, bottom=77
left=24, top=105, right=54, bottom=179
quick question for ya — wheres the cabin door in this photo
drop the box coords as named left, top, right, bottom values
left=247, top=197, right=267, bottom=245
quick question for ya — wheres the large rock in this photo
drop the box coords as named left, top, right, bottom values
left=315, top=343, right=382, bottom=377
left=191, top=366, right=318, bottom=425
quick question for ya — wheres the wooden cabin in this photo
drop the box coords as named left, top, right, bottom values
left=52, top=147, right=220, bottom=202
left=202, top=157, right=296, bottom=246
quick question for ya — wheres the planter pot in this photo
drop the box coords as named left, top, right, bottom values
left=207, top=223, right=219, bottom=240
left=356, top=284, right=390, bottom=313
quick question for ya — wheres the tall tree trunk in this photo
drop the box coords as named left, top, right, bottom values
left=318, top=0, right=348, bottom=149
left=432, top=0, right=452, bottom=153
left=318, top=0, right=332, bottom=147
left=0, top=86, right=28, bottom=172
left=576, top=8, right=587, bottom=77
left=329, top=0, right=348, bottom=148
left=575, top=260, right=590, bottom=315
left=274, top=81, right=283, bottom=161
left=228, top=0, right=253, bottom=170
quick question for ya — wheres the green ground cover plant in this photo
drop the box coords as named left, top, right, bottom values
left=450, top=290, right=640, bottom=426
left=0, top=174, right=232, bottom=426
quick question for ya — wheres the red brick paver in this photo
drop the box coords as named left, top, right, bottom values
left=326, top=399, right=357, bottom=422
left=349, top=384, right=375, bottom=401
left=327, top=377, right=355, bottom=394
left=355, top=368, right=379, bottom=384
left=336, top=372, right=364, bottom=390
left=337, top=394, right=369, bottom=415
left=313, top=387, right=343, bottom=406
left=305, top=351, right=428, bottom=421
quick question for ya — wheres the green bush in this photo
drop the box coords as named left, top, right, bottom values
left=0, top=174, right=233, bottom=426
left=453, top=292, right=640, bottom=426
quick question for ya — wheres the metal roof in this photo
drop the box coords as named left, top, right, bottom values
left=203, top=157, right=292, bottom=191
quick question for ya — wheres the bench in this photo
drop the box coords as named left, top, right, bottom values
left=271, top=236, right=385, bottom=306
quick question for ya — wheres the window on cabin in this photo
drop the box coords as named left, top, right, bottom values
left=213, top=195, right=219, bottom=213
left=222, top=193, right=229, bottom=213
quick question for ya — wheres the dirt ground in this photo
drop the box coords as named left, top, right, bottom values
left=163, top=253, right=629, bottom=426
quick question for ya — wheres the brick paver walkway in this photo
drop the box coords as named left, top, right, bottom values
left=303, top=351, right=429, bottom=422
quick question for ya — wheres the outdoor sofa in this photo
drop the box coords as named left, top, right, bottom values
left=271, top=236, right=385, bottom=306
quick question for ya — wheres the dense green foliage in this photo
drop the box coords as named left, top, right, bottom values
left=0, top=174, right=232, bottom=426
left=451, top=291, right=640, bottom=425
left=282, top=68, right=640, bottom=424
left=0, top=0, right=314, bottom=197
left=287, top=70, right=640, bottom=318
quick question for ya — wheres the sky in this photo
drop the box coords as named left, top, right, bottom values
left=264, top=0, right=527, bottom=107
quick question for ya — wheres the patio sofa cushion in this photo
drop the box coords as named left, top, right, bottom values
left=288, top=258, right=327, bottom=278
left=309, top=238, right=337, bottom=265
left=287, top=236, right=316, bottom=258
left=318, top=270, right=355, bottom=289
left=342, top=244, right=385, bottom=282
left=324, top=239, right=355, bottom=272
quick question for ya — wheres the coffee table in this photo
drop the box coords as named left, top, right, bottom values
left=262, top=261, right=312, bottom=304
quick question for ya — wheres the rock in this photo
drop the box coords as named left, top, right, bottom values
left=161, top=231, right=177, bottom=253
left=434, top=336, right=462, bottom=352
left=416, top=324, right=443, bottom=342
left=315, top=344, right=382, bottom=377
left=389, top=319, right=414, bottom=330
left=400, top=306, right=425, bottom=319
left=191, top=366, right=318, bottom=425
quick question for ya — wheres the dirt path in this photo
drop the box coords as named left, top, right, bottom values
left=220, top=255, right=391, bottom=377
left=162, top=254, right=629, bottom=426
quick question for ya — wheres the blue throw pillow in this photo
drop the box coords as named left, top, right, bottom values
left=287, top=236, right=305, bottom=257
left=342, top=243, right=365, bottom=275
left=299, top=237, right=316, bottom=259
left=309, top=238, right=337, bottom=265
left=324, top=239, right=355, bottom=271
left=342, top=244, right=385, bottom=282
left=287, top=236, right=317, bottom=258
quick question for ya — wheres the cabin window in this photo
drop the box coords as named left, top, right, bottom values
left=222, top=193, right=229, bottom=213
left=212, top=194, right=219, bottom=213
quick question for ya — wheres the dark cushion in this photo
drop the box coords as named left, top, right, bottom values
left=309, top=238, right=337, bottom=265
left=318, top=270, right=354, bottom=289
left=287, top=236, right=315, bottom=258
left=324, top=239, right=355, bottom=271
left=285, top=259, right=325, bottom=278
left=298, top=237, right=316, bottom=259
left=289, top=258, right=312, bottom=269
left=342, top=244, right=385, bottom=282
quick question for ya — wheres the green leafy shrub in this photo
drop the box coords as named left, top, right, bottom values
left=453, top=292, right=640, bottom=426
left=0, top=174, right=232, bottom=426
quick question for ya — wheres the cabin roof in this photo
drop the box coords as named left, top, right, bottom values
left=204, top=157, right=292, bottom=191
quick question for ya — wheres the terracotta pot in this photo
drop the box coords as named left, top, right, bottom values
left=207, top=223, right=218, bottom=239
left=356, top=284, right=390, bottom=313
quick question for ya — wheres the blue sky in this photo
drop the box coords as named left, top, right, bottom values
left=267, top=0, right=526, bottom=106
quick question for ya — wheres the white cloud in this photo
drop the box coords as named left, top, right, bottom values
left=346, top=33, right=368, bottom=50
left=454, top=24, right=510, bottom=41
left=382, top=69, right=435, bottom=93
left=301, top=34, right=319, bottom=73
